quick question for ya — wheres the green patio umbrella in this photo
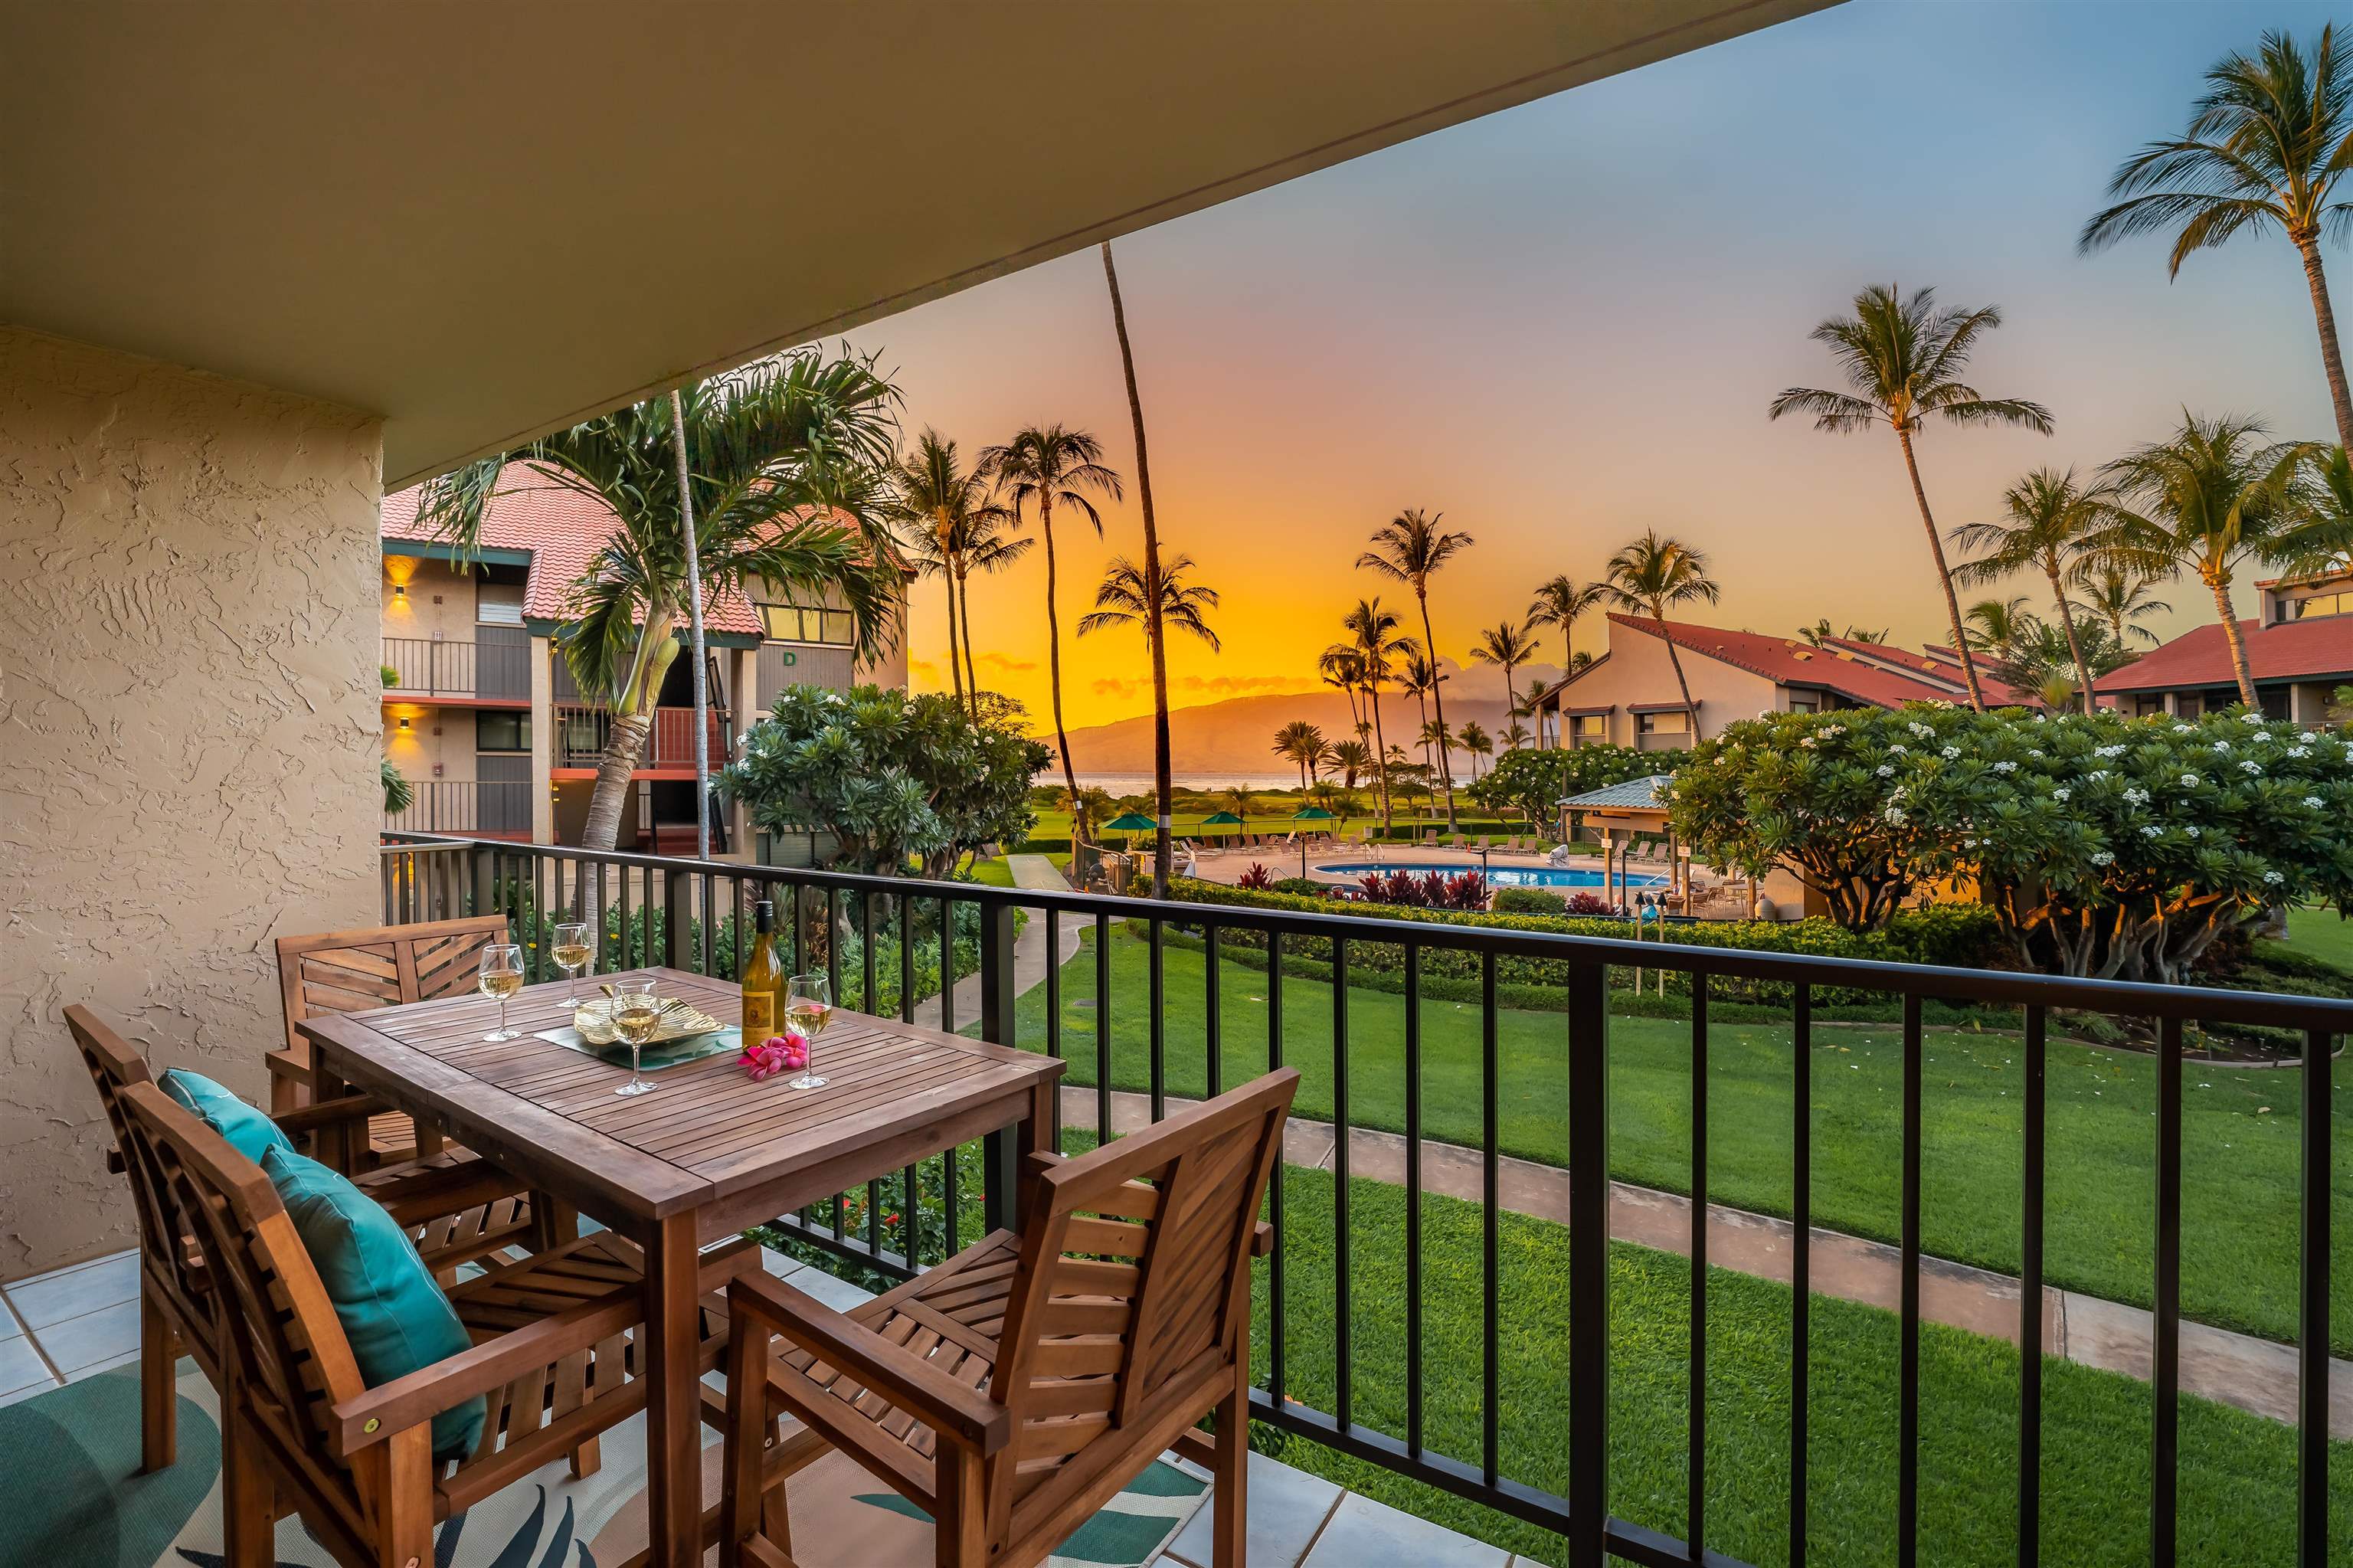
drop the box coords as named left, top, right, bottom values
left=1200, top=809, right=1243, bottom=849
left=1289, top=805, right=1337, bottom=876
left=1102, top=811, right=1157, bottom=856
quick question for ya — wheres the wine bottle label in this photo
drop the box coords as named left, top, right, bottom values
left=741, top=991, right=776, bottom=1041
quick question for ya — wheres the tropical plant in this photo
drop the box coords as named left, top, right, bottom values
left=1328, top=738, right=1372, bottom=789
left=1216, top=786, right=1252, bottom=827
left=1769, top=283, right=2054, bottom=710
left=2080, top=25, right=2353, bottom=449
left=1317, top=643, right=1368, bottom=738
left=722, top=685, right=1048, bottom=877
left=1078, top=553, right=1220, bottom=654
left=1468, top=618, right=1541, bottom=748
left=1235, top=863, right=1278, bottom=892
left=1671, top=705, right=2353, bottom=976
left=1527, top=576, right=1608, bottom=692
left=417, top=349, right=904, bottom=850
left=1417, top=716, right=1455, bottom=782
left=380, top=760, right=412, bottom=816
left=1502, top=720, right=1533, bottom=750
left=1603, top=530, right=1720, bottom=737
left=1064, top=784, right=1116, bottom=842
left=1272, top=720, right=1327, bottom=790
left=978, top=424, right=1123, bottom=843
left=2086, top=411, right=2330, bottom=705
left=1963, top=602, right=2134, bottom=704
left=379, top=663, right=399, bottom=688
left=2073, top=561, right=2176, bottom=647
left=1949, top=467, right=2114, bottom=710
left=1358, top=508, right=1474, bottom=830
left=1353, top=868, right=1490, bottom=911
left=891, top=429, right=1019, bottom=714
left=1100, top=239, right=1176, bottom=896
left=1396, top=643, right=1440, bottom=774
left=1458, top=720, right=1494, bottom=781
left=1797, top=618, right=1892, bottom=647
left=1341, top=596, right=1414, bottom=834
left=1466, top=743, right=1664, bottom=831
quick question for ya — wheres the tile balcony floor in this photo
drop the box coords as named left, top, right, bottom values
left=2, top=1246, right=1528, bottom=1568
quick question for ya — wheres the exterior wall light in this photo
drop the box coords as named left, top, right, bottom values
left=398, top=716, right=411, bottom=730
left=393, top=582, right=407, bottom=599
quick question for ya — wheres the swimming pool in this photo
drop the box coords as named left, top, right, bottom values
left=1313, top=861, right=1668, bottom=889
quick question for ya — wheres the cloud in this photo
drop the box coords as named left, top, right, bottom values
left=909, top=656, right=942, bottom=679
left=1091, top=676, right=1148, bottom=700
left=1175, top=675, right=1317, bottom=698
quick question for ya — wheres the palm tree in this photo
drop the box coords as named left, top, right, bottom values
left=889, top=429, right=1011, bottom=715
left=1795, top=617, right=1838, bottom=647
left=1272, top=720, right=1327, bottom=791
left=1099, top=240, right=1176, bottom=895
left=1527, top=576, right=1608, bottom=729
left=1216, top=786, right=1252, bottom=844
left=1844, top=625, right=1891, bottom=644
left=950, top=512, right=1033, bottom=700
left=1468, top=618, right=1541, bottom=745
left=2080, top=25, right=2353, bottom=450
left=1949, top=467, right=2112, bottom=711
left=1328, top=738, right=1372, bottom=790
left=1317, top=643, right=1367, bottom=736
left=1397, top=643, right=1438, bottom=774
left=1358, top=509, right=1474, bottom=831
left=1341, top=596, right=1412, bottom=834
left=980, top=425, right=1123, bottom=845
left=1458, top=720, right=1493, bottom=782
left=2073, top=561, right=2175, bottom=648
left=2088, top=412, right=2337, bottom=705
left=1078, top=553, right=1220, bottom=656
left=1602, top=530, right=1720, bottom=738
left=1769, top=283, right=2054, bottom=710
left=1501, top=719, right=1532, bottom=751
left=1417, top=717, right=1455, bottom=785
left=418, top=350, right=902, bottom=850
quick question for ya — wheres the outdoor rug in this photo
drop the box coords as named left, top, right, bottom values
left=0, top=1361, right=1209, bottom=1567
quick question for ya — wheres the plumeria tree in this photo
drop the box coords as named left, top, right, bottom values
left=1671, top=704, right=2353, bottom=979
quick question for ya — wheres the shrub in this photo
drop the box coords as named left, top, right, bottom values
left=1235, top=863, right=1277, bottom=891
left=1353, top=869, right=1489, bottom=910
left=1491, top=886, right=1567, bottom=916
left=379, top=663, right=399, bottom=689
left=1269, top=877, right=1329, bottom=898
left=1561, top=891, right=1613, bottom=915
left=1468, top=744, right=1678, bottom=830
left=1670, top=704, right=2353, bottom=980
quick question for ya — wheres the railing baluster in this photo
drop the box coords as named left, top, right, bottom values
left=1203, top=918, right=1221, bottom=1098
left=1267, top=931, right=1286, bottom=1406
left=1148, top=916, right=1166, bottom=1121
left=861, top=890, right=877, bottom=1016
left=2153, top=1014, right=2182, bottom=1567
left=1566, top=957, right=1610, bottom=1568
left=1690, top=969, right=1708, bottom=1555
left=899, top=1160, right=921, bottom=1268
left=1046, top=908, right=1062, bottom=1062
left=2299, top=1026, right=2332, bottom=1567
left=1095, top=912, right=1112, bottom=1145
left=1332, top=935, right=1352, bottom=1430
left=1899, top=993, right=1923, bottom=1568
left=532, top=853, right=548, bottom=980
left=1481, top=947, right=1500, bottom=1491
left=826, top=886, right=842, bottom=1000
left=938, top=892, right=955, bottom=1034
left=899, top=891, right=915, bottom=1024
left=595, top=863, right=609, bottom=971
left=1792, top=980, right=1811, bottom=1568
left=2021, top=1004, right=2046, bottom=1567
left=1405, top=940, right=1423, bottom=1458
left=698, top=862, right=715, bottom=974
left=944, top=1142, right=960, bottom=1255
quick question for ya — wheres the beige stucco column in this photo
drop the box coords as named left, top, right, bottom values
left=0, top=326, right=384, bottom=1278
left=530, top=635, right=557, bottom=845
left=728, top=645, right=758, bottom=856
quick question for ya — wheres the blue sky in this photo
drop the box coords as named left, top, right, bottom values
left=847, top=2, right=2348, bottom=725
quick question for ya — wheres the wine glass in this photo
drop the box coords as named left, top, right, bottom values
left=477, top=944, right=524, bottom=1042
left=610, top=978, right=661, bottom=1097
left=551, top=920, right=594, bottom=1002
left=782, top=973, right=831, bottom=1089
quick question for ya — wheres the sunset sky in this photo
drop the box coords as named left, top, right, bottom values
left=840, top=0, right=2346, bottom=735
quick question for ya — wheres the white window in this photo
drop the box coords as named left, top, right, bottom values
left=476, top=584, right=525, bottom=627
left=760, top=602, right=856, bottom=646
left=1636, top=709, right=1690, bottom=735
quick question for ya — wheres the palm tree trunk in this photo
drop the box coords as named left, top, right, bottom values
left=1656, top=611, right=1702, bottom=740
left=1039, top=499, right=1088, bottom=848
left=1101, top=240, right=1173, bottom=897
left=941, top=563, right=964, bottom=709
left=1415, top=590, right=1458, bottom=831
left=1368, top=686, right=1392, bottom=833
left=582, top=709, right=656, bottom=851
left=2296, top=231, right=2353, bottom=453
left=2209, top=572, right=2260, bottom=708
left=667, top=389, right=712, bottom=859
left=2044, top=563, right=2097, bottom=715
left=1896, top=425, right=1990, bottom=710
left=955, top=569, right=980, bottom=713
left=1504, top=669, right=1518, bottom=748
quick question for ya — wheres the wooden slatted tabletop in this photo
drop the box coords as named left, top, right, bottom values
left=297, top=964, right=1063, bottom=1568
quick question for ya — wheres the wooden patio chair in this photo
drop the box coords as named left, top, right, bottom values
left=66, top=1005, right=538, bottom=1476
left=718, top=1069, right=1299, bottom=1568
left=114, top=1077, right=758, bottom=1568
left=268, top=915, right=512, bottom=1167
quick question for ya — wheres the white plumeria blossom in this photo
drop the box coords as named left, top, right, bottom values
left=2030, top=749, right=2045, bottom=758
left=2180, top=774, right=2201, bottom=787
left=2174, top=724, right=2193, bottom=734
left=1876, top=764, right=1895, bottom=777
left=2184, top=826, right=2201, bottom=839
left=2241, top=760, right=2263, bottom=774
left=1941, top=746, right=1961, bottom=760
left=2142, top=826, right=2163, bottom=837
left=1889, top=743, right=1908, bottom=755
left=2123, top=787, right=2150, bottom=804
left=2090, top=770, right=2112, bottom=781
left=1994, top=761, right=2018, bottom=774
left=2211, top=741, right=2232, bottom=754
left=1909, top=722, right=1934, bottom=739
left=2307, top=796, right=2326, bottom=809
left=2264, top=869, right=2286, bottom=885
left=2242, top=712, right=2265, bottom=724
left=2289, top=748, right=2310, bottom=759
left=2091, top=850, right=2115, bottom=866
left=1798, top=736, right=1817, bottom=748
left=2053, top=787, right=2071, bottom=801
left=2096, top=745, right=2126, bottom=758
left=1883, top=806, right=1906, bottom=823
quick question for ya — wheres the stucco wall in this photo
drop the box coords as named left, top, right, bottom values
left=0, top=327, right=384, bottom=1278
left=1546, top=621, right=1779, bottom=746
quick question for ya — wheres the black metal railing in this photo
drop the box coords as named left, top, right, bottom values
left=377, top=833, right=2345, bottom=1568
left=383, top=778, right=531, bottom=836
left=381, top=634, right=531, bottom=700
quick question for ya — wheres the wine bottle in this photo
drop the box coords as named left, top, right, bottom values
left=740, top=899, right=784, bottom=1049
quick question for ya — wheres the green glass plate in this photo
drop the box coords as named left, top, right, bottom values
left=534, top=1024, right=738, bottom=1071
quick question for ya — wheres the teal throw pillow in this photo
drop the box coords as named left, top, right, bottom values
left=158, top=1069, right=291, bottom=1164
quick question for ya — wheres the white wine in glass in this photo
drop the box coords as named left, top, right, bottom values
left=783, top=973, right=830, bottom=1089
left=478, top=944, right=524, bottom=1042
left=611, top=977, right=659, bottom=1097
left=551, top=921, right=594, bottom=1002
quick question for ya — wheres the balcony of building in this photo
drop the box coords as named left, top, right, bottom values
left=380, top=632, right=533, bottom=705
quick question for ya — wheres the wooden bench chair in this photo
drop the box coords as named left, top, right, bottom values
left=718, top=1069, right=1300, bottom=1568
left=268, top=915, right=512, bottom=1167
left=114, top=1078, right=758, bottom=1568
left=67, top=1006, right=538, bottom=1476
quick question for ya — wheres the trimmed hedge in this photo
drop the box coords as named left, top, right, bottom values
left=1163, top=876, right=2006, bottom=1005
left=1491, top=886, right=1567, bottom=915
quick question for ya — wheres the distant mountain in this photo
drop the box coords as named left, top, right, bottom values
left=1055, top=657, right=1563, bottom=777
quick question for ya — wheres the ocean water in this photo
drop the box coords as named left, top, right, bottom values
left=1046, top=771, right=1312, bottom=794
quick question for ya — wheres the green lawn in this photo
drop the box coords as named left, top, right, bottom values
left=1010, top=923, right=2353, bottom=1353
left=2271, top=904, right=2353, bottom=973
left=1253, top=1167, right=2352, bottom=1566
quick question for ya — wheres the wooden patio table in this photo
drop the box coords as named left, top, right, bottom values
left=297, top=964, right=1065, bottom=1568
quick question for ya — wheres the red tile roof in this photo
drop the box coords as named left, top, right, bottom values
left=1822, top=637, right=2034, bottom=706
left=2093, top=614, right=2353, bottom=692
left=1605, top=614, right=1965, bottom=709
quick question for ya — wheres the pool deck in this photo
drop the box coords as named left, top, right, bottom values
left=1183, top=839, right=1603, bottom=889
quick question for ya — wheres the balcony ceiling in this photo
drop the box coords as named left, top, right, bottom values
left=1, top=0, right=1829, bottom=487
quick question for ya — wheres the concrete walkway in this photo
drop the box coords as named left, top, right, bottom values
left=908, top=858, right=1088, bottom=1033
left=1061, top=1085, right=2353, bottom=1439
